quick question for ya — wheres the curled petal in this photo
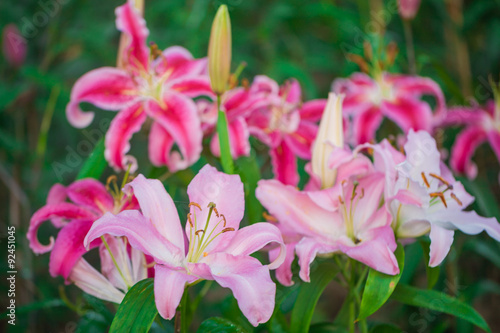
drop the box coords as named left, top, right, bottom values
left=295, top=237, right=337, bottom=282
left=270, top=141, right=299, bottom=186
left=28, top=203, right=96, bottom=254
left=428, top=225, right=454, bottom=267
left=46, top=184, right=68, bottom=228
left=66, top=67, right=138, bottom=128
left=430, top=210, right=500, bottom=242
left=223, top=223, right=286, bottom=270
left=124, top=175, right=185, bottom=251
left=66, top=179, right=115, bottom=215
left=269, top=241, right=297, bottom=286
left=105, top=103, right=147, bottom=171
left=84, top=210, right=184, bottom=267
left=352, top=106, right=383, bottom=144
left=450, top=126, right=487, bottom=179
left=249, top=75, right=280, bottom=96
left=381, top=97, right=433, bottom=133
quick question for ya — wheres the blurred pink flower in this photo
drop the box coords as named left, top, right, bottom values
left=332, top=72, right=445, bottom=145
left=27, top=178, right=147, bottom=303
left=66, top=1, right=212, bottom=172
left=2, top=24, right=26, bottom=68
left=247, top=76, right=327, bottom=186
left=442, top=100, right=500, bottom=180
left=85, top=165, right=286, bottom=326
left=398, top=0, right=422, bottom=20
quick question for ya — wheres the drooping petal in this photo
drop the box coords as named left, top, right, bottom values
left=168, top=76, right=214, bottom=98
left=210, top=117, right=251, bottom=159
left=450, top=126, right=488, bottom=179
left=269, top=241, right=297, bottom=286
left=46, top=184, right=68, bottom=228
left=429, top=210, right=500, bottom=241
left=295, top=237, right=337, bottom=282
left=105, top=103, right=147, bottom=171
left=156, top=46, right=206, bottom=78
left=428, top=225, right=454, bottom=267
left=283, top=121, right=318, bottom=160
left=66, top=179, right=115, bottom=215
left=270, top=141, right=299, bottom=186
left=154, top=265, right=198, bottom=320
left=49, top=219, right=101, bottom=280
left=70, top=259, right=125, bottom=303
left=299, top=99, right=328, bottom=122
left=123, top=174, right=185, bottom=251
left=146, top=91, right=202, bottom=172
left=115, top=1, right=149, bottom=71
left=352, top=106, right=383, bottom=144
left=282, top=79, right=302, bottom=105
left=202, top=253, right=276, bottom=327
left=381, top=96, right=433, bottom=133
left=28, top=203, right=97, bottom=254
left=84, top=210, right=184, bottom=267
left=222, top=223, right=286, bottom=269
left=66, top=67, right=138, bottom=128
left=256, top=180, right=336, bottom=238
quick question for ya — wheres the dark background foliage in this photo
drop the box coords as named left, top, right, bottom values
left=1, top=0, right=500, bottom=332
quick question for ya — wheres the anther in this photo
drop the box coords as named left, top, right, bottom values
left=450, top=193, right=462, bottom=206
left=359, top=188, right=365, bottom=199
left=222, top=227, right=235, bottom=233
left=430, top=192, right=447, bottom=208
left=187, top=213, right=193, bottom=227
left=263, top=211, right=278, bottom=222
left=421, top=172, right=430, bottom=188
left=195, top=230, right=205, bottom=236
left=338, top=195, right=344, bottom=205
left=220, top=214, right=227, bottom=227
left=429, top=173, right=450, bottom=187
left=189, top=202, right=202, bottom=211
left=213, top=206, right=220, bottom=218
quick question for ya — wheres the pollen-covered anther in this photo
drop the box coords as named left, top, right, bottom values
left=195, top=230, right=205, bottom=236
left=421, top=172, right=430, bottom=188
left=338, top=195, right=344, bottom=205
left=262, top=211, right=278, bottom=222
left=429, top=173, right=450, bottom=187
left=213, top=206, right=220, bottom=218
left=430, top=192, right=447, bottom=208
left=450, top=193, right=463, bottom=206
left=187, top=213, right=194, bottom=227
left=220, top=214, right=227, bottom=227
left=359, top=188, right=365, bottom=199
left=222, top=227, right=235, bottom=233
left=189, top=202, right=202, bottom=211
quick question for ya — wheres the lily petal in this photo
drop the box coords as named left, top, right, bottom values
left=429, top=210, right=500, bottom=241
left=299, top=100, right=328, bottom=122
left=450, top=126, right=487, bottom=179
left=66, top=179, right=115, bottom=215
left=352, top=106, right=384, bottom=144
left=210, top=117, right=251, bottom=159
left=428, top=225, right=454, bottom=267
left=168, top=76, right=214, bottom=98
left=270, top=141, right=299, bottom=186
left=381, top=97, right=433, bottom=133
left=105, top=103, right=147, bottom=171
left=269, top=241, right=297, bottom=286
left=295, top=237, right=337, bottom=282
left=284, top=121, right=318, bottom=160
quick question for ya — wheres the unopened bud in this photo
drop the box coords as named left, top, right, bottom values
left=208, top=5, right=232, bottom=95
left=398, top=0, right=421, bottom=20
left=312, top=93, right=344, bottom=189
left=2, top=24, right=26, bottom=68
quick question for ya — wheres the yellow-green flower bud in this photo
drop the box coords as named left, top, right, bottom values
left=208, top=5, right=232, bottom=95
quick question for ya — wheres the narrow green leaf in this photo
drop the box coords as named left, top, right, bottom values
left=291, top=262, right=339, bottom=333
left=369, top=323, right=402, bottom=333
left=358, top=243, right=405, bottom=319
left=235, top=154, right=262, bottom=224
left=76, top=137, right=106, bottom=180
left=197, top=317, right=246, bottom=333
left=109, top=278, right=157, bottom=333
left=216, top=109, right=234, bottom=174
left=420, top=240, right=440, bottom=289
left=390, top=284, right=491, bottom=332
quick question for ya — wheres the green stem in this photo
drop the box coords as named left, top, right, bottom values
left=180, top=287, right=190, bottom=333
left=403, top=20, right=416, bottom=74
left=216, top=95, right=235, bottom=174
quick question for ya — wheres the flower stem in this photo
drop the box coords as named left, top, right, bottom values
left=403, top=19, right=416, bottom=74
left=216, top=94, right=235, bottom=174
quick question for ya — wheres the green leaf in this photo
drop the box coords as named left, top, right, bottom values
left=358, top=243, right=405, bottom=319
left=109, top=278, right=157, bottom=333
left=290, top=262, right=339, bottom=333
left=420, top=240, right=440, bottom=289
left=369, top=323, right=402, bottom=333
left=76, top=138, right=106, bottom=180
left=235, top=154, right=262, bottom=224
left=390, top=284, right=491, bottom=332
left=216, top=109, right=235, bottom=174
left=308, top=322, right=349, bottom=333
left=197, top=317, right=246, bottom=333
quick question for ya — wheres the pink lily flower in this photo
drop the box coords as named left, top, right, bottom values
left=332, top=72, right=445, bottom=145
left=246, top=76, right=327, bottom=186
left=27, top=178, right=148, bottom=303
left=389, top=130, right=500, bottom=266
left=256, top=172, right=399, bottom=284
left=66, top=0, right=212, bottom=172
left=84, top=165, right=286, bottom=326
left=442, top=100, right=500, bottom=181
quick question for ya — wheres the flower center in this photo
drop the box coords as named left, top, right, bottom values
left=420, top=172, right=463, bottom=208
left=338, top=180, right=364, bottom=244
left=186, top=202, right=234, bottom=263
left=104, top=172, right=135, bottom=214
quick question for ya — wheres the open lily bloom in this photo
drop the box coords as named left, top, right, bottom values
left=246, top=76, right=327, bottom=186
left=332, top=72, right=445, bottom=145
left=66, top=0, right=212, bottom=172
left=257, top=172, right=399, bottom=285
left=390, top=130, right=500, bottom=266
left=442, top=100, right=500, bottom=181
left=84, top=165, right=286, bottom=326
left=27, top=178, right=147, bottom=303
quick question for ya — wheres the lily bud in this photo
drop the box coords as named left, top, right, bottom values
left=2, top=24, right=26, bottom=68
left=398, top=0, right=421, bottom=20
left=208, top=5, right=232, bottom=95
left=312, top=93, right=344, bottom=189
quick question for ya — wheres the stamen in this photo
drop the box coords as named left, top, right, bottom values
left=222, top=227, right=235, bottom=233
left=450, top=193, right=463, bottom=206
left=203, top=252, right=208, bottom=257
left=430, top=192, right=447, bottom=208
left=263, top=211, right=278, bottom=222
left=189, top=202, right=202, bottom=211
left=149, top=42, right=162, bottom=60
left=220, top=214, right=227, bottom=227
left=338, top=195, right=344, bottom=205
left=429, top=173, right=450, bottom=187
left=359, top=188, right=365, bottom=200
left=187, top=213, right=193, bottom=227
left=421, top=172, right=430, bottom=188
left=213, top=206, right=220, bottom=218
left=195, top=230, right=205, bottom=236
